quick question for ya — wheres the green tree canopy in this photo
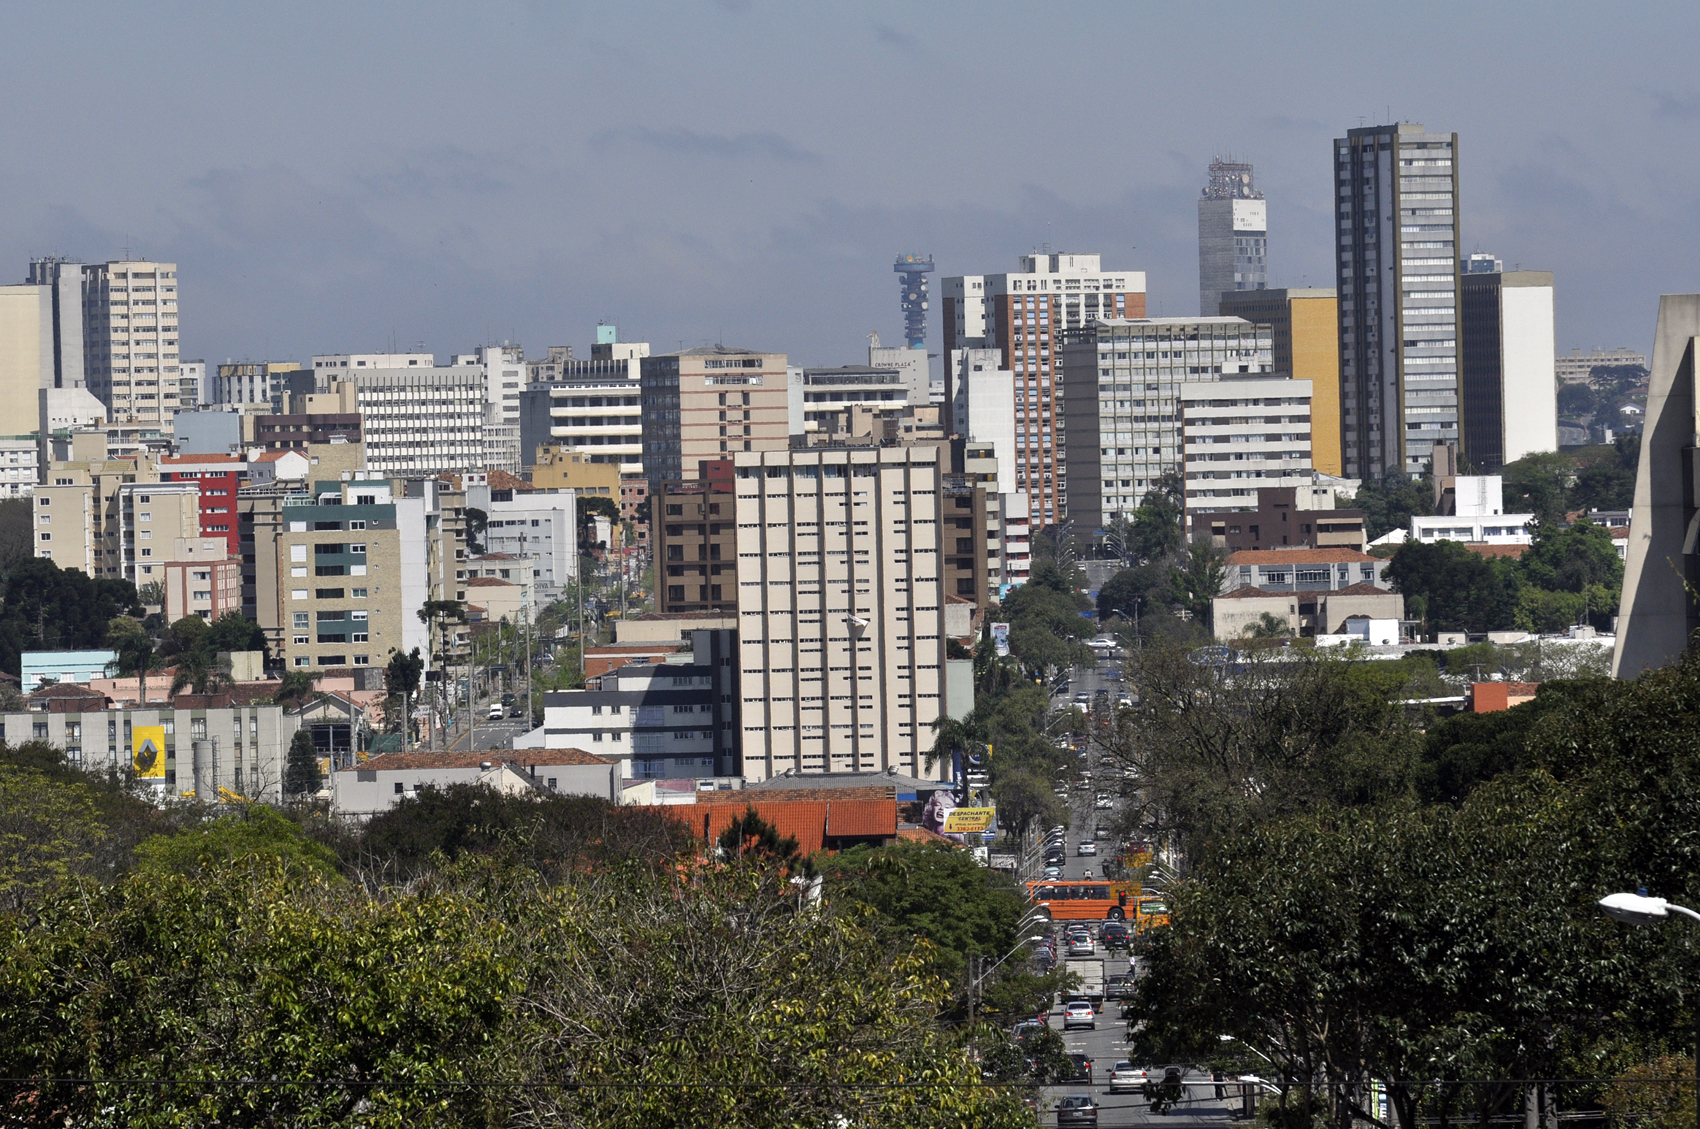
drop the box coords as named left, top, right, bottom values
left=131, top=805, right=339, bottom=880
left=284, top=729, right=323, bottom=797
left=0, top=558, right=139, bottom=676
left=1130, top=469, right=1186, bottom=562
left=1384, top=538, right=1522, bottom=632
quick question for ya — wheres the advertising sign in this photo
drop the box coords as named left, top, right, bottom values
left=990, top=622, right=1010, bottom=657
left=942, top=806, right=997, bottom=834
left=132, top=726, right=166, bottom=779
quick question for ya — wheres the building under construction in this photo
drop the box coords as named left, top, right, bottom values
left=894, top=254, right=934, bottom=349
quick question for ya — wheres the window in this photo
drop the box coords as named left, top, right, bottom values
left=315, top=588, right=344, bottom=599
left=395, top=782, right=405, bottom=794
left=293, top=612, right=310, bottom=629
left=351, top=587, right=368, bottom=598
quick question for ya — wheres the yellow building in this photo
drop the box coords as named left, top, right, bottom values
left=528, top=445, right=620, bottom=499
left=1219, top=288, right=1342, bottom=477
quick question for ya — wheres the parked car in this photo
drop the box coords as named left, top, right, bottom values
left=1107, top=1061, right=1153, bottom=1094
left=1043, top=866, right=1064, bottom=880
left=1062, top=1001, right=1096, bottom=1030
left=1055, top=1094, right=1099, bottom=1126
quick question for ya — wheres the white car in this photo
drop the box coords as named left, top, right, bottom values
left=1077, top=841, right=1098, bottom=856
left=1062, top=1000, right=1096, bottom=1030
left=1107, top=1061, right=1153, bottom=1093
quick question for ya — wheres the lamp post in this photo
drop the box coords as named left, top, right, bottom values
left=1598, top=891, right=1700, bottom=1129
left=968, top=918, right=1051, bottom=1037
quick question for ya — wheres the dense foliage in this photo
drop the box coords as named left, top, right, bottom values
left=0, top=559, right=140, bottom=677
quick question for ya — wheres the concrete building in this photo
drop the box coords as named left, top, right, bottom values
left=178, top=359, right=205, bottom=407
left=21, top=649, right=117, bottom=693
left=0, top=438, right=38, bottom=497
left=79, top=260, right=182, bottom=425
left=1198, top=158, right=1268, bottom=316
left=1556, top=347, right=1646, bottom=386
left=1213, top=583, right=1404, bottom=640
left=332, top=749, right=620, bottom=818
left=1335, top=122, right=1462, bottom=479
left=640, top=346, right=790, bottom=495
left=22, top=258, right=86, bottom=392
left=155, top=453, right=245, bottom=557
left=209, top=361, right=302, bottom=411
left=526, top=445, right=620, bottom=506
left=1460, top=267, right=1557, bottom=470
left=1410, top=467, right=1534, bottom=544
left=0, top=701, right=295, bottom=799
left=1615, top=296, right=1700, bottom=677
left=310, top=352, right=434, bottom=378
left=656, top=461, right=738, bottom=615
left=942, top=252, right=1148, bottom=527
left=868, top=333, right=930, bottom=405
left=1225, top=546, right=1391, bottom=593
left=34, top=448, right=160, bottom=578
left=248, top=411, right=362, bottom=451
left=733, top=445, right=952, bottom=782
left=796, top=366, right=909, bottom=435
left=1189, top=485, right=1366, bottom=553
left=0, top=281, right=66, bottom=447
left=343, top=369, right=485, bottom=476
left=170, top=409, right=243, bottom=456
left=523, top=631, right=739, bottom=780
left=517, top=360, right=644, bottom=473
left=950, top=348, right=1018, bottom=494
left=1218, top=288, right=1343, bottom=475
left=451, top=345, right=526, bottom=475
left=1059, top=316, right=1274, bottom=532
left=479, top=495, right=577, bottom=594
left=162, top=555, right=243, bottom=622
left=1180, top=375, right=1315, bottom=515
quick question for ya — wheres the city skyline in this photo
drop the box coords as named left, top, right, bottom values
left=3, top=4, right=1693, bottom=373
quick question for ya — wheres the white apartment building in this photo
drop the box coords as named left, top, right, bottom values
left=311, top=352, right=435, bottom=378
left=951, top=347, right=1018, bottom=494
left=1460, top=268, right=1557, bottom=470
left=178, top=360, right=206, bottom=407
left=795, top=366, right=909, bottom=433
left=518, top=361, right=644, bottom=473
left=1556, top=347, right=1645, bottom=386
left=0, top=438, right=38, bottom=497
left=733, top=445, right=951, bottom=782
left=480, top=494, right=577, bottom=593
left=450, top=345, right=526, bottom=474
left=867, top=333, right=930, bottom=404
left=942, top=252, right=1147, bottom=527
left=347, top=367, right=485, bottom=476
left=1180, top=376, right=1315, bottom=514
left=1059, top=317, right=1275, bottom=531
left=82, top=260, right=182, bottom=425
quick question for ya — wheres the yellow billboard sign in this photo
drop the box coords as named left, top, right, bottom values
left=132, top=726, right=166, bottom=779
left=941, top=806, right=997, bottom=834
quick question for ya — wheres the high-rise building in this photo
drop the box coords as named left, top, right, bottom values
left=82, top=260, right=182, bottom=425
left=640, top=346, right=790, bottom=495
left=1556, top=347, right=1646, bottom=386
left=950, top=347, right=1018, bottom=495
left=1198, top=159, right=1267, bottom=316
left=656, top=459, right=738, bottom=615
left=0, top=281, right=62, bottom=446
left=337, top=370, right=486, bottom=476
left=1179, top=376, right=1316, bottom=515
left=1218, top=289, right=1343, bottom=475
left=732, top=445, right=953, bottom=782
left=942, top=253, right=1147, bottom=527
left=1058, top=316, right=1272, bottom=532
left=1334, top=122, right=1462, bottom=480
left=24, top=257, right=86, bottom=391
left=868, top=333, right=930, bottom=406
left=210, top=361, right=304, bottom=409
left=1460, top=266, right=1556, bottom=470
left=178, top=360, right=206, bottom=407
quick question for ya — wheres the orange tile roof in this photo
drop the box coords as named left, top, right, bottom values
left=1227, top=547, right=1379, bottom=565
left=674, top=796, right=902, bottom=856
left=825, top=799, right=897, bottom=837
left=1326, top=582, right=1397, bottom=596
left=1460, top=543, right=1527, bottom=559
left=467, top=576, right=517, bottom=587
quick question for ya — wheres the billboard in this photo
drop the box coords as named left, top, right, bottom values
left=131, top=726, right=166, bottom=779
left=990, top=622, right=1010, bottom=657
left=942, top=806, right=998, bottom=835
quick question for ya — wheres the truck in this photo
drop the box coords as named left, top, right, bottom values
left=1064, top=956, right=1106, bottom=1004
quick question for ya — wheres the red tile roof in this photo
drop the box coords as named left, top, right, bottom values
left=466, top=576, right=517, bottom=587
left=825, top=800, right=897, bottom=837
left=670, top=797, right=901, bottom=856
left=1326, top=582, right=1398, bottom=596
left=1227, top=547, right=1379, bottom=565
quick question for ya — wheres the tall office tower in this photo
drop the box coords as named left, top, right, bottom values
left=340, top=368, right=486, bottom=476
left=1334, top=122, right=1461, bottom=480
left=1059, top=316, right=1273, bottom=531
left=82, top=260, right=181, bottom=425
left=868, top=332, right=930, bottom=405
left=1460, top=265, right=1556, bottom=470
left=732, top=445, right=950, bottom=782
left=0, top=282, right=62, bottom=449
left=1218, top=289, right=1343, bottom=475
left=452, top=344, right=526, bottom=475
left=517, top=325, right=649, bottom=473
left=639, top=346, right=790, bottom=496
left=24, top=258, right=86, bottom=391
left=942, top=253, right=1147, bottom=527
left=1198, top=159, right=1267, bottom=316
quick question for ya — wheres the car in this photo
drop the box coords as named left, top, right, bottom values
left=500, top=692, right=516, bottom=705
left=1101, top=923, right=1132, bottom=949
left=1107, top=1061, right=1153, bottom=1094
left=1043, top=866, right=1064, bottom=880
left=1062, top=1001, right=1095, bottom=1030
left=1011, top=1020, right=1046, bottom=1044
left=1066, top=1053, right=1094, bottom=1086
left=486, top=704, right=505, bottom=721
left=1072, top=692, right=1091, bottom=705
left=1077, top=841, right=1097, bottom=856
left=1055, top=1094, right=1099, bottom=1126
left=1103, top=974, right=1131, bottom=1000
left=1094, top=825, right=1109, bottom=839
left=1067, top=937, right=1094, bottom=957
left=1096, top=798, right=1113, bottom=810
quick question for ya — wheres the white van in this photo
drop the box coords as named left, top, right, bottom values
left=486, top=703, right=505, bottom=721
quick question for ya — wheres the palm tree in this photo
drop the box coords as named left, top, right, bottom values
left=273, top=669, right=321, bottom=708
left=926, top=711, right=986, bottom=774
left=107, top=620, right=156, bottom=706
left=1244, top=612, right=1293, bottom=640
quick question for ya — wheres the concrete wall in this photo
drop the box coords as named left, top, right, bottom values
left=1501, top=280, right=1558, bottom=464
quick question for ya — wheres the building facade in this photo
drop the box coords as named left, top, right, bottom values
left=162, top=556, right=243, bottom=622
left=640, top=346, right=791, bottom=494
left=1218, top=288, right=1343, bottom=476
left=942, top=252, right=1148, bottom=527
left=345, top=369, right=485, bottom=476
left=733, top=445, right=950, bottom=782
left=1335, top=122, right=1462, bottom=480
left=1556, top=347, right=1646, bottom=386
left=1189, top=486, right=1366, bottom=553
left=155, top=453, right=245, bottom=557
left=1198, top=158, right=1268, bottom=317
left=1179, top=376, right=1315, bottom=515
left=657, top=462, right=738, bottom=615
left=81, top=260, right=182, bottom=425
left=1059, top=317, right=1274, bottom=532
left=1460, top=268, right=1557, bottom=470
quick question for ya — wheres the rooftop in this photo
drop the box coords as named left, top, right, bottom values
left=1228, top=547, right=1379, bottom=565
left=344, top=749, right=611, bottom=772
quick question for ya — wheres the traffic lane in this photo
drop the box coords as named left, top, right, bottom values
left=1044, top=999, right=1235, bottom=1127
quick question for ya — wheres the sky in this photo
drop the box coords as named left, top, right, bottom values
left=4, top=1, right=1697, bottom=372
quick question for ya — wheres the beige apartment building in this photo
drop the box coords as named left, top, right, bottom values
left=732, top=445, right=952, bottom=782
left=83, top=260, right=182, bottom=425
left=640, top=347, right=790, bottom=494
left=35, top=441, right=159, bottom=578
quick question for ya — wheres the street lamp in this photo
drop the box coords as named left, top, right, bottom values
left=1598, top=891, right=1700, bottom=1129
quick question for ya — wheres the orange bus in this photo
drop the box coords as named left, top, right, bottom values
left=1025, top=879, right=1141, bottom=922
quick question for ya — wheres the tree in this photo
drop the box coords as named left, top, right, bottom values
left=0, top=558, right=138, bottom=676
left=386, top=646, right=425, bottom=743
left=1384, top=538, right=1521, bottom=633
left=989, top=767, right=1064, bottom=848
left=1243, top=611, right=1292, bottom=639
left=131, top=805, right=339, bottom=880
left=1096, top=561, right=1170, bottom=624
left=1131, top=470, right=1186, bottom=562
left=273, top=668, right=321, bottom=708
left=465, top=505, right=488, bottom=554
left=0, top=497, right=31, bottom=577
left=106, top=614, right=157, bottom=705
left=0, top=763, right=107, bottom=912
left=1167, top=538, right=1228, bottom=628
left=1346, top=469, right=1434, bottom=541
left=716, top=805, right=801, bottom=869
left=1502, top=450, right=1575, bottom=524
left=284, top=728, right=323, bottom=797
left=204, top=610, right=267, bottom=657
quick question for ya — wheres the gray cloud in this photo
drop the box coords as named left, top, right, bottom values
left=874, top=24, right=917, bottom=48
left=588, top=126, right=822, bottom=164
left=1650, top=90, right=1700, bottom=120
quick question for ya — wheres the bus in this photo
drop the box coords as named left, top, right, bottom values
left=1026, top=879, right=1141, bottom=922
